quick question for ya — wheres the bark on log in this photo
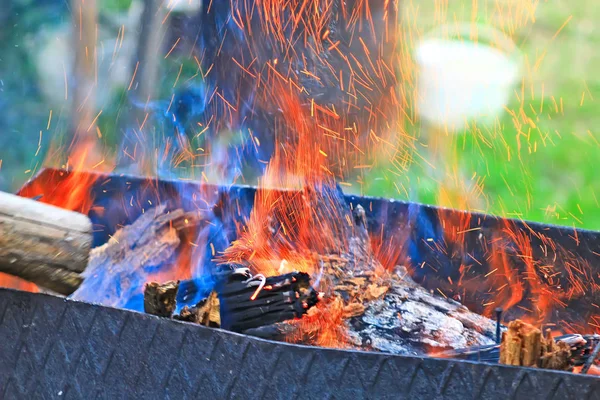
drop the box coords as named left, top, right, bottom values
left=0, top=191, right=92, bottom=295
left=144, top=280, right=180, bottom=318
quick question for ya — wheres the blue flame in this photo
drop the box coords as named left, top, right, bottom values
left=406, top=202, right=445, bottom=281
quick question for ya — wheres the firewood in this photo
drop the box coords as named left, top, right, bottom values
left=0, top=191, right=92, bottom=295
left=223, top=185, right=500, bottom=353
left=500, top=329, right=521, bottom=366
left=71, top=206, right=204, bottom=307
left=0, top=197, right=212, bottom=301
left=144, top=280, right=180, bottom=318
left=499, top=321, right=540, bottom=367
left=174, top=291, right=221, bottom=327
left=196, top=291, right=221, bottom=326
left=499, top=320, right=572, bottom=371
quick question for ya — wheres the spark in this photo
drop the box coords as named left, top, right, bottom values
left=46, top=110, right=53, bottom=130
left=63, top=62, right=68, bottom=100
left=551, top=15, right=573, bottom=41
left=87, top=110, right=102, bottom=132
left=128, top=62, right=139, bottom=91
left=173, top=64, right=183, bottom=88
left=164, top=37, right=181, bottom=59
left=35, top=131, right=42, bottom=157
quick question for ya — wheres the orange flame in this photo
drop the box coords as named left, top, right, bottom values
left=4, top=138, right=114, bottom=292
left=219, top=81, right=356, bottom=347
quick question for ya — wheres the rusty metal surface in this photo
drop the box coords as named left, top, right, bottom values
left=0, top=288, right=599, bottom=399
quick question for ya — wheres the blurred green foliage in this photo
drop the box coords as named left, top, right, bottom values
left=2, top=0, right=600, bottom=232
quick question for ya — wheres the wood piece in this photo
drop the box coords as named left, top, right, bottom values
left=144, top=280, right=180, bottom=318
left=0, top=191, right=92, bottom=295
left=217, top=269, right=320, bottom=333
left=540, top=340, right=571, bottom=370
left=175, top=291, right=221, bottom=327
left=499, top=320, right=572, bottom=371
left=499, top=321, right=540, bottom=366
left=196, top=291, right=221, bottom=326
left=71, top=206, right=203, bottom=307
left=0, top=201, right=204, bottom=297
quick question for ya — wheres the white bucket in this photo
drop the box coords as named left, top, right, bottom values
left=415, top=25, right=521, bottom=130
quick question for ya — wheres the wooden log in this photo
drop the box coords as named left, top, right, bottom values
left=71, top=206, right=204, bottom=307
left=144, top=280, right=180, bottom=318
left=0, top=191, right=92, bottom=294
left=499, top=321, right=537, bottom=366
left=499, top=320, right=572, bottom=371
left=0, top=201, right=208, bottom=299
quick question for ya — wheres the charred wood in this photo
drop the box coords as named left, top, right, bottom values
left=174, top=291, right=221, bottom=327
left=497, top=320, right=573, bottom=371
left=216, top=268, right=320, bottom=333
left=144, top=280, right=180, bottom=318
left=71, top=206, right=202, bottom=306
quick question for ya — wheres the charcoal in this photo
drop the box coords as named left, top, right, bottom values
left=216, top=267, right=320, bottom=332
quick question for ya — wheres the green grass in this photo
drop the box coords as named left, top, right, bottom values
left=361, top=1, right=600, bottom=231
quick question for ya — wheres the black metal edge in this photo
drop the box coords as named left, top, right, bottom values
left=1, top=288, right=599, bottom=399
left=18, top=168, right=600, bottom=252
left=21, top=168, right=598, bottom=236
left=17, top=168, right=600, bottom=327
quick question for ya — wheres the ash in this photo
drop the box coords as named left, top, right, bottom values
left=347, top=266, right=496, bottom=355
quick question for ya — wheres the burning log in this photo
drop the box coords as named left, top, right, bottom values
left=144, top=280, right=180, bottom=318
left=71, top=206, right=203, bottom=307
left=0, top=191, right=92, bottom=295
left=0, top=200, right=207, bottom=298
left=337, top=264, right=498, bottom=354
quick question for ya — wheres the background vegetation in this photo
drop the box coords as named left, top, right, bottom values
left=2, top=0, right=600, bottom=230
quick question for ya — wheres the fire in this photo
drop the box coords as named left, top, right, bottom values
left=6, top=0, right=600, bottom=357
left=20, top=140, right=112, bottom=214
left=219, top=82, right=357, bottom=347
left=6, top=135, right=114, bottom=292
left=291, top=296, right=350, bottom=348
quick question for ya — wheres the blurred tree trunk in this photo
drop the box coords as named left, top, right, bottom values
left=70, top=0, right=100, bottom=167
left=117, top=0, right=168, bottom=171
